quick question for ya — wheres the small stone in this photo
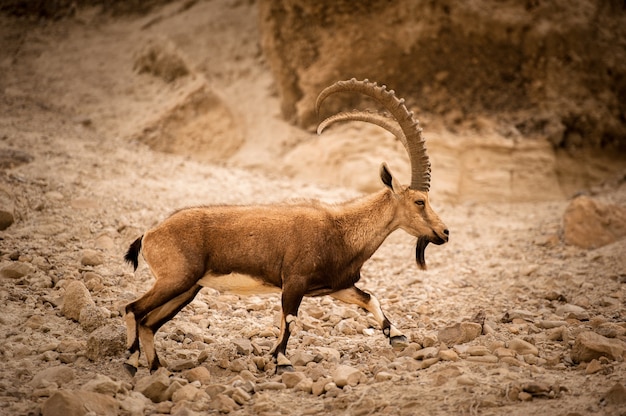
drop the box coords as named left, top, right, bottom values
left=0, top=262, right=34, bottom=279
left=290, top=350, right=315, bottom=366
left=585, top=359, right=603, bottom=375
left=79, top=305, right=110, bottom=332
left=62, top=280, right=95, bottom=321
left=603, top=382, right=626, bottom=405
left=119, top=391, right=152, bottom=415
left=375, top=371, right=394, bottom=382
left=315, top=347, right=340, bottom=363
left=414, top=347, right=438, bottom=360
left=135, top=368, right=171, bottom=403
left=230, top=387, right=252, bottom=405
left=467, top=345, right=491, bottom=356
left=456, top=375, right=477, bottom=386
left=233, top=338, right=253, bottom=355
left=81, top=374, right=121, bottom=395
left=438, top=349, right=459, bottom=361
left=555, top=304, right=590, bottom=321
left=42, top=390, right=119, bottom=416
left=281, top=371, right=306, bottom=388
left=86, top=324, right=126, bottom=361
left=438, top=322, right=482, bottom=346
left=169, top=358, right=197, bottom=372
left=518, top=391, right=533, bottom=401
left=536, top=320, right=568, bottom=329
left=294, top=378, right=313, bottom=393
left=571, top=331, right=626, bottom=363
left=508, top=338, right=539, bottom=356
left=30, top=366, right=75, bottom=389
left=172, top=384, right=201, bottom=402
left=80, top=249, right=104, bottom=266
left=312, top=377, right=331, bottom=396
left=182, top=366, right=211, bottom=385
left=257, top=381, right=286, bottom=391
left=209, top=393, right=238, bottom=413
left=465, top=355, right=498, bottom=363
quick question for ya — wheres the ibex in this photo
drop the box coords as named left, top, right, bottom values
left=123, top=78, right=449, bottom=375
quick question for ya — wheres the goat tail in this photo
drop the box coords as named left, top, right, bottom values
left=124, top=236, right=143, bottom=271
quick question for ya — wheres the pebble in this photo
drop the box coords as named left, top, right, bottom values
left=508, top=338, right=539, bottom=356
left=30, top=366, right=75, bottom=389
left=61, top=280, right=95, bottom=321
left=555, top=304, right=590, bottom=321
left=135, top=368, right=171, bottom=403
left=257, top=381, right=286, bottom=391
left=42, top=390, right=119, bottom=416
left=281, top=371, right=307, bottom=388
left=571, top=331, right=626, bottom=363
left=81, top=374, right=121, bottom=395
left=182, top=366, right=211, bottom=385
left=0, top=262, right=34, bottom=279
left=79, top=305, right=110, bottom=332
left=80, top=249, right=104, bottom=267
left=332, top=364, right=365, bottom=388
left=86, top=324, right=126, bottom=361
left=233, top=338, right=254, bottom=355
left=437, top=322, right=482, bottom=346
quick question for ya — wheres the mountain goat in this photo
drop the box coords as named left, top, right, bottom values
left=123, top=78, right=449, bottom=375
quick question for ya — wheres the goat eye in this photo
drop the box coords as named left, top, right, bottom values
left=415, top=200, right=425, bottom=206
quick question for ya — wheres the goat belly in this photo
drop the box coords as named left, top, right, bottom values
left=197, top=272, right=281, bottom=295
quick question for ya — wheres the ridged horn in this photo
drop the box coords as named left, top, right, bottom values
left=316, top=78, right=431, bottom=191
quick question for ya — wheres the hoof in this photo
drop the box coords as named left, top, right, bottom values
left=276, top=364, right=294, bottom=375
left=390, top=335, right=409, bottom=350
left=123, top=362, right=138, bottom=377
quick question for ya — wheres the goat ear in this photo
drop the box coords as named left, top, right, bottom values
left=380, top=163, right=400, bottom=193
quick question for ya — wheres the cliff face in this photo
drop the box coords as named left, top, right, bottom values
left=259, top=0, right=626, bottom=150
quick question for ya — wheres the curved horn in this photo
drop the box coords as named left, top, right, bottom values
left=316, top=78, right=431, bottom=191
left=317, top=110, right=405, bottom=141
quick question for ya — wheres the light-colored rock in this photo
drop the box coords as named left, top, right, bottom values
left=79, top=304, right=110, bottom=332
left=290, top=350, right=316, bottom=366
left=315, top=347, right=341, bottom=363
left=182, top=366, right=211, bottom=385
left=571, top=331, right=626, bottom=363
left=30, top=366, right=75, bottom=389
left=86, top=324, right=126, bottom=361
left=603, top=382, right=626, bottom=405
left=42, top=390, right=119, bottom=416
left=438, top=349, right=459, bottom=361
left=80, top=249, right=104, bottom=266
left=209, top=393, right=238, bottom=413
left=81, top=374, right=121, bottom=395
left=438, top=322, right=482, bottom=346
left=61, top=280, right=95, bottom=321
left=281, top=371, right=306, bottom=388
left=508, top=338, right=539, bottom=356
left=233, top=338, right=253, bottom=355
left=135, top=368, right=171, bottom=403
left=119, top=391, right=152, bottom=415
left=332, top=365, right=365, bottom=388
left=555, top=304, right=590, bottom=321
left=563, top=196, right=626, bottom=249
left=172, top=383, right=201, bottom=402
left=0, top=262, right=34, bottom=279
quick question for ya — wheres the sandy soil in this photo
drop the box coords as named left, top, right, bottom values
left=1, top=1, right=625, bottom=415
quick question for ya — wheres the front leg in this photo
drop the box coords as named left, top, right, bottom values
left=331, top=285, right=409, bottom=349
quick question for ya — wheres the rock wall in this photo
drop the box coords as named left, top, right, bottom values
left=259, top=0, right=626, bottom=150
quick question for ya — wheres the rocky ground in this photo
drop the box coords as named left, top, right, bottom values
left=1, top=1, right=626, bottom=415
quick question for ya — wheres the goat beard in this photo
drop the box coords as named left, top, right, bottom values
left=415, top=236, right=429, bottom=270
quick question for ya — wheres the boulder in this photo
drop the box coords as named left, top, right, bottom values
left=562, top=196, right=626, bottom=249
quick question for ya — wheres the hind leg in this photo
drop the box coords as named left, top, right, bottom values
left=124, top=279, right=201, bottom=375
